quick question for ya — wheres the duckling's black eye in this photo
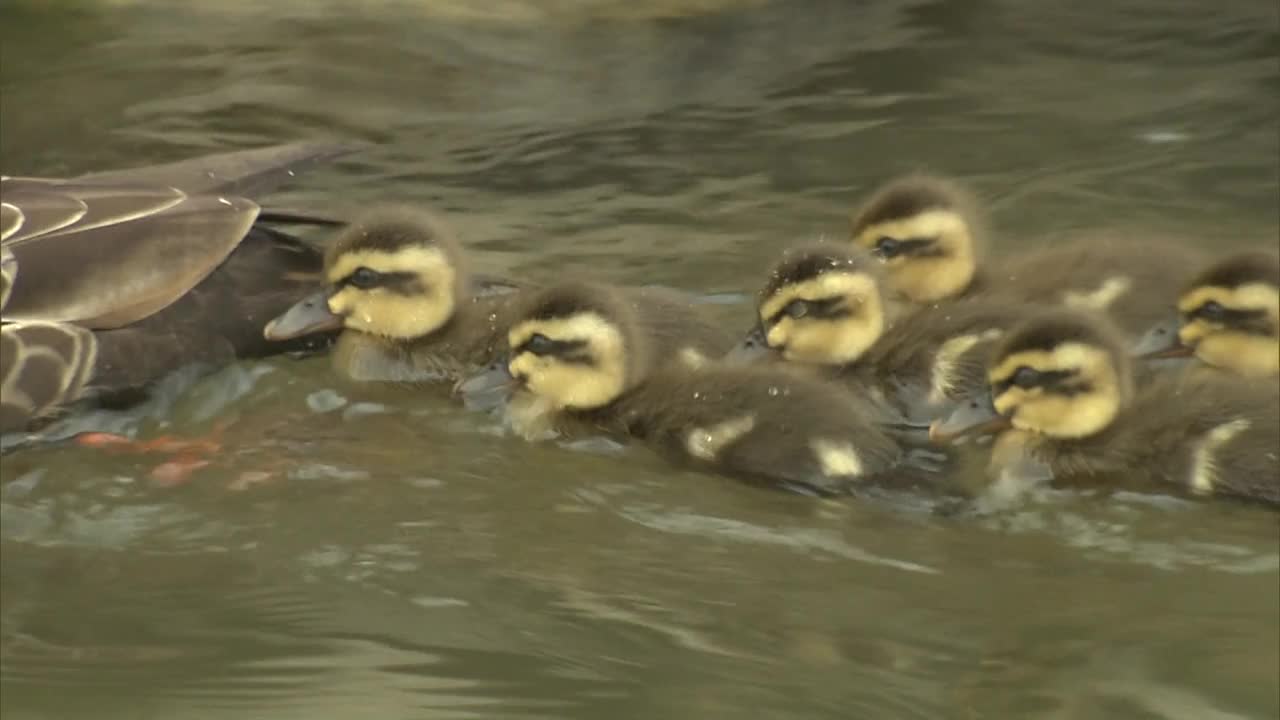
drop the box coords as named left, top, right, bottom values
left=872, top=236, right=901, bottom=258
left=1194, top=300, right=1226, bottom=322
left=1011, top=366, right=1040, bottom=389
left=783, top=300, right=809, bottom=319
left=525, top=333, right=556, bottom=356
left=349, top=267, right=382, bottom=290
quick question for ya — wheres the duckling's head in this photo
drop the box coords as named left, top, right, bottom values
left=319, top=206, right=469, bottom=340
left=504, top=282, right=646, bottom=411
left=754, top=244, right=887, bottom=366
left=848, top=174, right=983, bottom=304
left=1172, top=251, right=1279, bottom=377
left=984, top=310, right=1133, bottom=439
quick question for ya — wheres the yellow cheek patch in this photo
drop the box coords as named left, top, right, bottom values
left=1189, top=419, right=1251, bottom=495
left=1177, top=320, right=1209, bottom=346
left=781, top=316, right=880, bottom=366
left=685, top=414, right=756, bottom=462
left=989, top=344, right=1122, bottom=439
left=851, top=210, right=975, bottom=303
left=506, top=313, right=628, bottom=410
left=1063, top=276, right=1132, bottom=311
left=809, top=439, right=865, bottom=478
left=327, top=286, right=453, bottom=339
left=892, top=256, right=974, bottom=303
left=766, top=318, right=792, bottom=348
left=992, top=386, right=1030, bottom=417
left=759, top=272, right=878, bottom=323
left=1195, top=333, right=1280, bottom=377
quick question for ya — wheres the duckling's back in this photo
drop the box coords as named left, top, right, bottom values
left=615, top=364, right=905, bottom=495
left=862, top=298, right=1051, bottom=420
left=1051, top=373, right=1280, bottom=507
left=624, top=285, right=737, bottom=366
left=983, top=233, right=1206, bottom=336
left=1174, top=375, right=1280, bottom=507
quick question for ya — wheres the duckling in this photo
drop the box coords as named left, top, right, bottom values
left=1, top=142, right=353, bottom=434
left=264, top=207, right=733, bottom=386
left=1135, top=250, right=1279, bottom=378
left=730, top=243, right=1047, bottom=424
left=929, top=309, right=1279, bottom=508
left=848, top=173, right=1206, bottom=335
left=457, top=281, right=920, bottom=497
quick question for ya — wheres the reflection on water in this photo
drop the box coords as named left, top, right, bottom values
left=2, top=0, right=1277, bottom=718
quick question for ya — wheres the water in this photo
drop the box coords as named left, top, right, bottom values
left=2, top=0, right=1278, bottom=717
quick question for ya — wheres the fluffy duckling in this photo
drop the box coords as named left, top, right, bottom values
left=458, top=281, right=917, bottom=496
left=730, top=243, right=1044, bottom=424
left=265, top=207, right=734, bottom=386
left=1135, top=250, right=1279, bottom=378
left=930, top=309, right=1279, bottom=508
left=848, top=174, right=1206, bottom=335
left=263, top=206, right=527, bottom=383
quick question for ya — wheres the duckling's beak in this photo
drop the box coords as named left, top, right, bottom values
left=263, top=290, right=343, bottom=341
left=723, top=327, right=773, bottom=365
left=453, top=357, right=517, bottom=411
left=928, top=395, right=1011, bottom=445
left=1131, top=316, right=1193, bottom=360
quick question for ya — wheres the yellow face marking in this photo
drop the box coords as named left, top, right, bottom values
left=928, top=329, right=1003, bottom=404
left=324, top=247, right=457, bottom=339
left=989, top=343, right=1123, bottom=439
left=1188, top=419, right=1251, bottom=495
left=1178, top=283, right=1279, bottom=315
left=759, top=272, right=884, bottom=366
left=685, top=414, right=756, bottom=462
left=1189, top=331, right=1279, bottom=377
left=1062, top=276, right=1132, bottom=311
left=507, top=313, right=627, bottom=410
left=809, top=439, right=865, bottom=478
left=1175, top=283, right=1279, bottom=377
left=851, top=209, right=975, bottom=303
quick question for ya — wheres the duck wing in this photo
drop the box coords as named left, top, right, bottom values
left=1, top=177, right=259, bottom=328
left=73, top=141, right=361, bottom=197
left=0, top=142, right=358, bottom=329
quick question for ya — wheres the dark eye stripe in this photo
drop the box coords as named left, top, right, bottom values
left=765, top=297, right=850, bottom=325
left=515, top=337, right=586, bottom=357
left=1188, top=304, right=1270, bottom=330
left=896, top=237, right=941, bottom=255
left=992, top=368, right=1077, bottom=397
left=339, top=270, right=418, bottom=291
left=875, top=236, right=945, bottom=259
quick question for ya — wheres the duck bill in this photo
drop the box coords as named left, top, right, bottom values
left=1139, top=343, right=1194, bottom=360
left=723, top=327, right=772, bottom=365
left=263, top=290, right=343, bottom=341
left=453, top=358, right=518, bottom=411
left=1131, top=317, right=1193, bottom=360
left=928, top=397, right=1012, bottom=445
